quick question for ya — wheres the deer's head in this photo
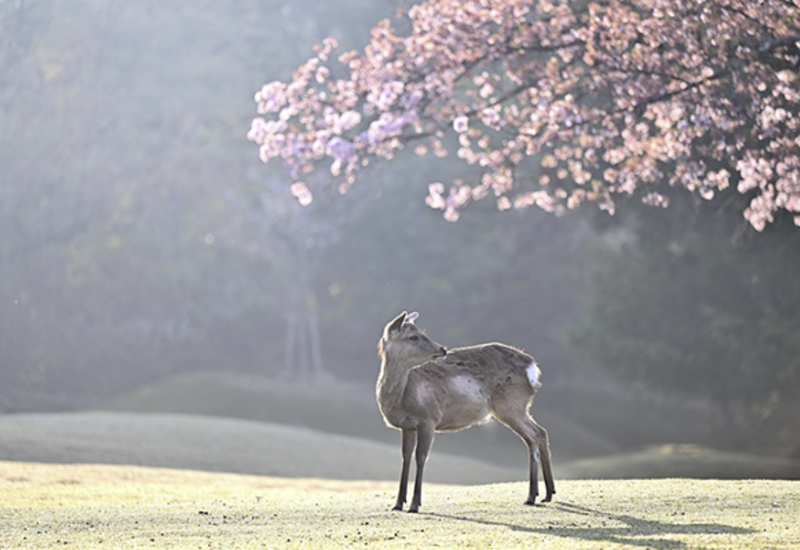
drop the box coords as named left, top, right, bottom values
left=379, top=311, right=447, bottom=367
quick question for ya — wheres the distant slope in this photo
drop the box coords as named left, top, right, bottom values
left=0, top=412, right=520, bottom=484
left=104, top=372, right=389, bottom=442
left=101, top=371, right=619, bottom=462
left=559, top=444, right=800, bottom=480
left=95, top=372, right=800, bottom=480
left=2, top=412, right=798, bottom=482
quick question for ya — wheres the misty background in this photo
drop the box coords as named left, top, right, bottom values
left=1, top=0, right=799, bottom=477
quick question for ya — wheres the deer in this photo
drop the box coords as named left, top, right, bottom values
left=376, top=311, right=555, bottom=513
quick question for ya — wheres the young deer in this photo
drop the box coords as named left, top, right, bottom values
left=376, top=311, right=555, bottom=513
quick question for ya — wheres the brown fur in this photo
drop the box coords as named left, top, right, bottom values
left=376, top=311, right=555, bottom=513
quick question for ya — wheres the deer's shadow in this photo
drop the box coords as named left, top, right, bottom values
left=425, top=501, right=754, bottom=550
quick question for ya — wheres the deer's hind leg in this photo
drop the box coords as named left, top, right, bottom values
left=535, top=419, right=555, bottom=502
left=492, top=400, right=554, bottom=505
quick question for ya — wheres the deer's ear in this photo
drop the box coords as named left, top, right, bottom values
left=406, top=311, right=419, bottom=324
left=384, top=311, right=407, bottom=338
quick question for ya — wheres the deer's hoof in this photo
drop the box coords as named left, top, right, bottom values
left=524, top=498, right=537, bottom=506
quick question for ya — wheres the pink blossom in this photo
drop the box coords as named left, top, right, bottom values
left=326, top=136, right=356, bottom=162
left=453, top=116, right=469, bottom=133
left=425, top=182, right=447, bottom=210
left=247, top=0, right=800, bottom=229
left=290, top=182, right=313, bottom=206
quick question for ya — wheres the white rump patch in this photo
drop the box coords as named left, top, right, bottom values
left=526, top=362, right=541, bottom=387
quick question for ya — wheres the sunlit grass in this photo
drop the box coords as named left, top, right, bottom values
left=1, top=462, right=798, bottom=549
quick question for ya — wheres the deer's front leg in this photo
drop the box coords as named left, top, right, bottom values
left=393, top=429, right=417, bottom=511
left=408, top=424, right=434, bottom=513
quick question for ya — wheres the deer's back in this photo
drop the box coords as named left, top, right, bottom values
left=433, top=342, right=535, bottom=383
left=404, top=343, right=539, bottom=431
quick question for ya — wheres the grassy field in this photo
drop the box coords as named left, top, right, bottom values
left=1, top=461, right=798, bottom=549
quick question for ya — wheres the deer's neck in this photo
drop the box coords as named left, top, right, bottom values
left=376, top=356, right=414, bottom=413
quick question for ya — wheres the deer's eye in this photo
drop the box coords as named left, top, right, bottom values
left=409, top=335, right=419, bottom=341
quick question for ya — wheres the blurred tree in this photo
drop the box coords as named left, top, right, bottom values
left=248, top=0, right=800, bottom=231
left=0, top=0, right=401, bottom=407
left=0, top=0, right=289, bottom=404
left=574, top=190, right=800, bottom=453
left=235, top=171, right=367, bottom=381
left=310, top=151, right=594, bottom=389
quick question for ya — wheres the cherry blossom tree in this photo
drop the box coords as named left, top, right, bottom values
left=248, top=0, right=800, bottom=230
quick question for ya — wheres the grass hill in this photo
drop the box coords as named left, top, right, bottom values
left=560, top=444, right=800, bottom=479
left=0, top=412, right=519, bottom=484
left=101, top=371, right=619, bottom=464
left=94, top=371, right=800, bottom=480
left=2, top=409, right=799, bottom=482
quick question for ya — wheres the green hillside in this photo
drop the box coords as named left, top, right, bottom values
left=560, top=444, right=800, bottom=480
left=3, top=408, right=800, bottom=483
left=101, top=371, right=619, bottom=463
left=95, top=371, right=800, bottom=480
left=0, top=412, right=519, bottom=484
